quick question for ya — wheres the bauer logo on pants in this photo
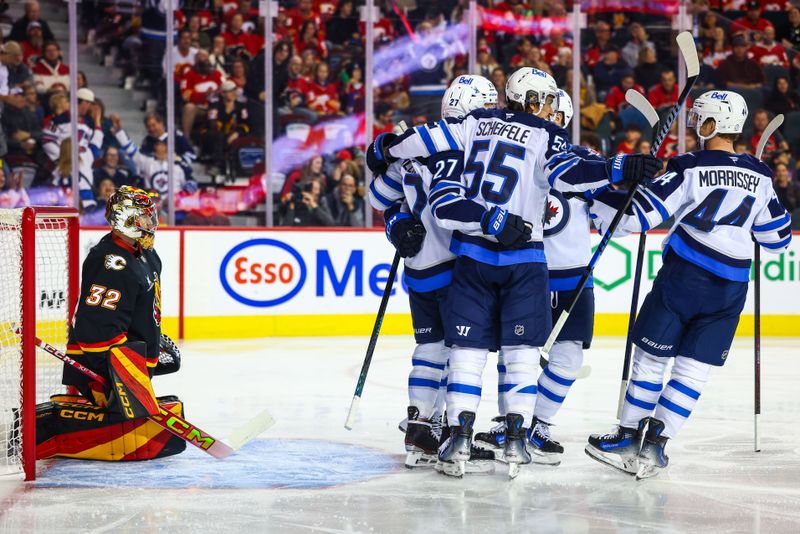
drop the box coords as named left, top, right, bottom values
left=219, top=238, right=307, bottom=307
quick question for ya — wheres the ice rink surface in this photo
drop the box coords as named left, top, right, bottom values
left=1, top=336, right=799, bottom=533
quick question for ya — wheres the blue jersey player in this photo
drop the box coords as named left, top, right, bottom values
left=367, top=68, right=661, bottom=477
left=368, top=75, right=499, bottom=469
left=585, top=90, right=792, bottom=479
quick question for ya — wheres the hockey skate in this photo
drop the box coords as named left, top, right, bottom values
left=504, top=413, right=531, bottom=479
left=585, top=419, right=647, bottom=475
left=636, top=417, right=669, bottom=480
left=437, top=411, right=475, bottom=478
left=528, top=417, right=564, bottom=466
left=404, top=407, right=442, bottom=468
left=473, top=415, right=506, bottom=462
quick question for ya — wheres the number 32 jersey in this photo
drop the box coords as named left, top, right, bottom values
left=386, top=108, right=610, bottom=266
left=593, top=151, right=792, bottom=282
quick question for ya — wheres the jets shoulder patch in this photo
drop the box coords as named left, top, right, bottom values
left=104, top=254, right=127, bottom=271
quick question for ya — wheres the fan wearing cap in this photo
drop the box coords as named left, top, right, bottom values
left=21, top=21, right=44, bottom=66
left=9, top=1, right=55, bottom=43
left=716, top=34, right=766, bottom=90
left=200, top=79, right=251, bottom=170
left=731, top=1, right=773, bottom=39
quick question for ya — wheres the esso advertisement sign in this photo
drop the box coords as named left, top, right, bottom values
left=220, top=238, right=307, bottom=307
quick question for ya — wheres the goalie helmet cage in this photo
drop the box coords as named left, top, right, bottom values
left=0, top=207, right=79, bottom=481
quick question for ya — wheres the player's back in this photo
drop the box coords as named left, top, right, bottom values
left=655, top=150, right=789, bottom=281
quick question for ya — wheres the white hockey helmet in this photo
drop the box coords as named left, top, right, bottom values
left=441, top=75, right=498, bottom=119
left=554, top=89, right=573, bottom=128
left=505, top=67, right=559, bottom=116
left=688, top=90, right=748, bottom=145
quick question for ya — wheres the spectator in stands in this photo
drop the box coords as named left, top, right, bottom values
left=524, top=46, right=552, bottom=75
left=766, top=76, right=800, bottom=115
left=21, top=21, right=44, bottom=68
left=180, top=48, right=224, bottom=138
left=2, top=42, right=33, bottom=87
left=698, top=10, right=721, bottom=51
left=306, top=61, right=340, bottom=116
left=320, top=173, right=364, bottom=227
left=593, top=46, right=631, bottom=101
left=326, top=0, right=359, bottom=46
left=140, top=112, right=196, bottom=180
left=605, top=73, right=644, bottom=115
left=228, top=58, right=248, bottom=93
left=342, top=62, right=364, bottom=114
left=0, top=164, right=29, bottom=208
left=166, top=29, right=198, bottom=83
left=634, top=138, right=651, bottom=156
left=23, top=82, right=42, bottom=124
left=773, top=162, right=800, bottom=212
left=77, top=70, right=88, bottom=89
left=32, top=41, right=69, bottom=93
left=201, top=80, right=251, bottom=172
left=209, top=35, right=228, bottom=75
left=9, top=1, right=55, bottom=43
left=541, top=29, right=571, bottom=65
left=751, top=25, right=789, bottom=68
left=491, top=67, right=507, bottom=107
left=373, top=101, right=395, bottom=137
left=731, top=1, right=772, bottom=40
left=716, top=35, right=766, bottom=89
left=616, top=123, right=642, bottom=154
left=476, top=45, right=500, bottom=79
left=510, top=37, right=534, bottom=69
left=648, top=70, right=692, bottom=113
left=94, top=176, right=117, bottom=205
left=280, top=155, right=327, bottom=199
left=634, top=47, right=663, bottom=92
left=327, top=150, right=361, bottom=190
left=286, top=0, right=325, bottom=42
left=703, top=26, right=732, bottom=71
left=280, top=178, right=333, bottom=226
left=187, top=15, right=211, bottom=51
left=295, top=19, right=327, bottom=60
left=750, top=108, right=790, bottom=154
left=94, top=146, right=133, bottom=189
left=285, top=54, right=309, bottom=94
left=584, top=21, right=612, bottom=70
left=781, top=6, right=800, bottom=49
left=2, top=87, right=40, bottom=157
left=221, top=13, right=250, bottom=59
left=621, top=23, right=655, bottom=68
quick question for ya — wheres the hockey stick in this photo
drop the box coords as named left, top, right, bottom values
left=752, top=113, right=782, bottom=451
left=540, top=31, right=700, bottom=364
left=615, top=89, right=661, bottom=418
left=344, top=251, right=401, bottom=430
left=228, top=409, right=275, bottom=451
left=25, top=332, right=235, bottom=459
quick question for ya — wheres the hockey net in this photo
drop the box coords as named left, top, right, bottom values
left=0, top=207, right=78, bottom=480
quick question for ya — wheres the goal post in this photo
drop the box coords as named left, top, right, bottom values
left=1, top=207, right=79, bottom=481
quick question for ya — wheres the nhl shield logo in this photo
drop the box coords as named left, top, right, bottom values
left=514, top=325, right=525, bottom=336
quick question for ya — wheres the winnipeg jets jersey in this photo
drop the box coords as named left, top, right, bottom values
left=368, top=159, right=456, bottom=292
left=387, top=108, right=609, bottom=266
left=116, top=130, right=187, bottom=196
left=592, top=151, right=792, bottom=282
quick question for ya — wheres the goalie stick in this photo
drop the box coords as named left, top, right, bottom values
left=614, top=89, right=661, bottom=419
left=26, top=332, right=236, bottom=459
left=752, top=113, right=782, bottom=452
left=345, top=121, right=408, bottom=430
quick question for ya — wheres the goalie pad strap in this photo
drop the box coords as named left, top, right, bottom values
left=108, top=343, right=160, bottom=419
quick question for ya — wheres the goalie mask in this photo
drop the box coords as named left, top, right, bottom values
left=688, top=90, right=748, bottom=149
left=105, top=185, right=159, bottom=250
left=506, top=68, right=559, bottom=117
left=441, top=75, right=498, bottom=119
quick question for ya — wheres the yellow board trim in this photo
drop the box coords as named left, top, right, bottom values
left=181, top=313, right=799, bottom=339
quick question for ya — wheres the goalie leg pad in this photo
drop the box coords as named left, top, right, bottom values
left=107, top=341, right=160, bottom=420
left=36, top=395, right=187, bottom=461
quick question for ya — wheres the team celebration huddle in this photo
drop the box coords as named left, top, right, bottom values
left=362, top=31, right=792, bottom=480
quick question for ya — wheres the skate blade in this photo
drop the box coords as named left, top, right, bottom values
left=635, top=463, right=664, bottom=480
left=530, top=449, right=562, bottom=466
left=398, top=418, right=408, bottom=434
left=584, top=444, right=637, bottom=475
left=436, top=460, right=465, bottom=478
left=405, top=451, right=437, bottom=469
left=464, top=460, right=495, bottom=475
left=508, top=462, right=521, bottom=479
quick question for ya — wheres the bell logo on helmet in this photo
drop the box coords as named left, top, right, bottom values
left=457, top=76, right=474, bottom=85
left=530, top=68, right=547, bottom=77
left=709, top=91, right=727, bottom=100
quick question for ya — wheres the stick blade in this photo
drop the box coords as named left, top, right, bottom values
left=228, top=409, right=275, bottom=451
left=676, top=31, right=700, bottom=77
left=344, top=395, right=360, bottom=430
left=756, top=114, right=784, bottom=159
left=625, top=90, right=660, bottom=128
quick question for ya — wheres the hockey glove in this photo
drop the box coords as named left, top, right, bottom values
left=386, top=212, right=426, bottom=257
left=606, top=154, right=661, bottom=185
left=481, top=206, right=532, bottom=248
left=366, top=133, right=398, bottom=175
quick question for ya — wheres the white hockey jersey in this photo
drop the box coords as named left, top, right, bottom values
left=592, top=150, right=792, bottom=282
left=116, top=130, right=187, bottom=196
left=387, top=109, right=610, bottom=266
left=368, top=158, right=456, bottom=292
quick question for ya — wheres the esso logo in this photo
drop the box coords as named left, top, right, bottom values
left=219, top=239, right=306, bottom=307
